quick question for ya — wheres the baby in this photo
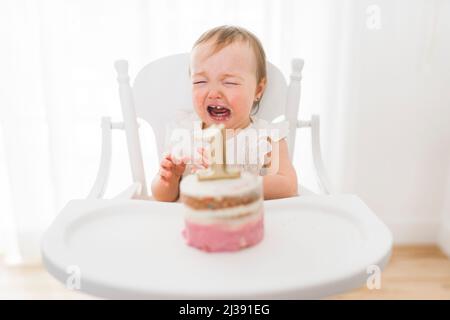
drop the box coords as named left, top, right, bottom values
left=151, top=25, right=298, bottom=202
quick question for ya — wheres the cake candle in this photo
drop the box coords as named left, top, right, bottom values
left=197, top=124, right=240, bottom=181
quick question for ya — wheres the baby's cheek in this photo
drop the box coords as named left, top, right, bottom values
left=228, top=95, right=252, bottom=115
left=192, top=93, right=204, bottom=111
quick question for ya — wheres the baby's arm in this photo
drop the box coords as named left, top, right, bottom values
left=262, top=138, right=298, bottom=200
left=151, top=149, right=209, bottom=202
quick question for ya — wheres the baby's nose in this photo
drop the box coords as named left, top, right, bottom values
left=207, top=87, right=223, bottom=99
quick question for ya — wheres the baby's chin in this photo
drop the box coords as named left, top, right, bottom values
left=197, top=110, right=234, bottom=129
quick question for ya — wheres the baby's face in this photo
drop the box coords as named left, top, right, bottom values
left=190, top=40, right=265, bottom=130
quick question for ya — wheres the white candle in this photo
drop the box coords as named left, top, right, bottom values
left=201, top=124, right=224, bottom=165
left=196, top=124, right=240, bottom=181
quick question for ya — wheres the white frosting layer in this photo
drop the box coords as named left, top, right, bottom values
left=180, top=171, right=262, bottom=198
left=185, top=204, right=263, bottom=226
left=184, top=199, right=262, bottom=220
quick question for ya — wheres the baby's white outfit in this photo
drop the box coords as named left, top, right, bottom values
left=164, top=110, right=289, bottom=178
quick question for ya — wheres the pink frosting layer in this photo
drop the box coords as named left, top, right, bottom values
left=182, top=212, right=264, bottom=252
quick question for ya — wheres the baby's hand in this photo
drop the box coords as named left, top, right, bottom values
left=190, top=147, right=211, bottom=174
left=159, top=153, right=189, bottom=187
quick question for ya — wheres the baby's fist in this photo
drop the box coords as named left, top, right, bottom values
left=159, top=153, right=189, bottom=186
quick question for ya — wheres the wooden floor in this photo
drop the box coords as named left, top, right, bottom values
left=331, top=245, right=450, bottom=300
left=1, top=245, right=450, bottom=299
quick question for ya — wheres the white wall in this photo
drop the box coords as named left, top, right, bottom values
left=1, top=1, right=449, bottom=264
left=322, top=0, right=450, bottom=243
left=438, top=169, right=450, bottom=255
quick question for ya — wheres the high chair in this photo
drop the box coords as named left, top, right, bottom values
left=41, top=54, right=392, bottom=299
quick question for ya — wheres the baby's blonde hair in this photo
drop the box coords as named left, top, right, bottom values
left=192, top=25, right=267, bottom=113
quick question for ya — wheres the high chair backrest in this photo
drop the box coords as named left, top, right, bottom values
left=114, top=53, right=303, bottom=196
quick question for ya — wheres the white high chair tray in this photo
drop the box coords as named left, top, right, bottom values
left=42, top=194, right=392, bottom=299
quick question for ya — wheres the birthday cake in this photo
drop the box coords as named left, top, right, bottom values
left=179, top=124, right=264, bottom=252
left=180, top=171, right=264, bottom=252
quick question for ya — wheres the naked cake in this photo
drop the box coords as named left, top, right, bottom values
left=179, top=124, right=264, bottom=252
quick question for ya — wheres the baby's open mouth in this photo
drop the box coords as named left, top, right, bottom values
left=207, top=105, right=231, bottom=121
